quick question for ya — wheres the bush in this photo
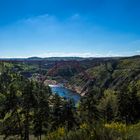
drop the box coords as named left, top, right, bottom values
left=45, top=122, right=140, bottom=140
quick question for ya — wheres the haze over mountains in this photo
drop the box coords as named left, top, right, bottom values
left=1, top=55, right=140, bottom=61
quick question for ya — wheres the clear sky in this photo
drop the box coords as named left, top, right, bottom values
left=0, top=0, right=140, bottom=58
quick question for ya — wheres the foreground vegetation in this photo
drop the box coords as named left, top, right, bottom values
left=45, top=122, right=140, bottom=140
left=0, top=56, right=140, bottom=140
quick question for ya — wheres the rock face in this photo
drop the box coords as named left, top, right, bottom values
left=64, top=83, right=85, bottom=96
left=44, top=80, right=58, bottom=85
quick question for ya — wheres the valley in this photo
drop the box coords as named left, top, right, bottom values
left=0, top=56, right=140, bottom=140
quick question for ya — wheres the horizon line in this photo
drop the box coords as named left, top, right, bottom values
left=0, top=54, right=139, bottom=59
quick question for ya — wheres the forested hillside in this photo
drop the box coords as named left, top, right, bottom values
left=0, top=56, right=140, bottom=140
left=68, top=56, right=140, bottom=93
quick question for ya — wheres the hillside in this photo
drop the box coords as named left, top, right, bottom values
left=67, top=56, right=140, bottom=95
left=0, top=56, right=140, bottom=140
left=1, top=56, right=140, bottom=93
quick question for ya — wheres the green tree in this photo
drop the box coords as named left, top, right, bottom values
left=79, top=87, right=100, bottom=124
left=50, top=94, right=64, bottom=130
left=33, top=82, right=51, bottom=140
left=98, top=89, right=118, bottom=123
left=117, top=84, right=140, bottom=124
left=62, top=99, right=77, bottom=131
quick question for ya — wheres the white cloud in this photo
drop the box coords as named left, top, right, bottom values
left=41, top=52, right=94, bottom=57
left=135, top=50, right=140, bottom=53
left=36, top=51, right=124, bottom=58
left=0, top=50, right=137, bottom=58
left=25, top=14, right=52, bottom=23
left=0, top=52, right=93, bottom=58
left=70, top=13, right=80, bottom=20
left=1, top=13, right=140, bottom=58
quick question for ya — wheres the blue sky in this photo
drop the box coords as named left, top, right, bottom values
left=0, top=0, right=140, bottom=58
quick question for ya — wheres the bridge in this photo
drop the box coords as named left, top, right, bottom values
left=45, top=60, right=95, bottom=94
left=0, top=59, right=95, bottom=94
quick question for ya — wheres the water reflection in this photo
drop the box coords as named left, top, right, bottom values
left=49, top=85, right=81, bottom=104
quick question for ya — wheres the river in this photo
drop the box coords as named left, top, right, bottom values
left=49, top=84, right=81, bottom=104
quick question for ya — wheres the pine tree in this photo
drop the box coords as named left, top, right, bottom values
left=62, top=99, right=77, bottom=131
left=33, top=82, right=51, bottom=140
left=21, top=80, right=35, bottom=140
left=50, top=94, right=64, bottom=130
left=79, top=87, right=100, bottom=124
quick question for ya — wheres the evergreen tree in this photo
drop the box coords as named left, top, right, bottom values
left=21, top=80, right=35, bottom=140
left=33, top=82, right=51, bottom=140
left=79, top=87, right=100, bottom=124
left=117, top=84, right=140, bottom=124
left=50, top=94, right=63, bottom=130
left=62, top=99, right=77, bottom=131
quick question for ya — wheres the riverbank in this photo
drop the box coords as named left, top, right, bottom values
left=44, top=79, right=85, bottom=96
left=64, top=84, right=86, bottom=96
left=44, top=79, right=58, bottom=85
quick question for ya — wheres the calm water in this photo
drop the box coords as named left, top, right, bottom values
left=49, top=85, right=81, bottom=103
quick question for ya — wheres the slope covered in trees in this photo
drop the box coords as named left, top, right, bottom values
left=0, top=56, right=140, bottom=140
left=69, top=56, right=140, bottom=94
left=0, top=63, right=77, bottom=140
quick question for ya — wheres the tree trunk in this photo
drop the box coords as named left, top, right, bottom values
left=24, top=111, right=29, bottom=140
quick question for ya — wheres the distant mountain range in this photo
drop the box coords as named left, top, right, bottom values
left=0, top=57, right=85, bottom=61
left=27, top=57, right=86, bottom=61
left=0, top=55, right=140, bottom=61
